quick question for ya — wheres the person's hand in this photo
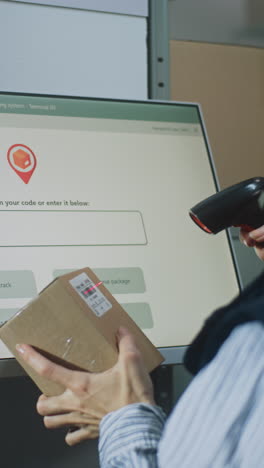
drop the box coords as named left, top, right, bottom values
left=240, top=225, right=264, bottom=261
left=16, top=326, right=155, bottom=445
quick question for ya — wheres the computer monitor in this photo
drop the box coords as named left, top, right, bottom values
left=0, top=92, right=240, bottom=377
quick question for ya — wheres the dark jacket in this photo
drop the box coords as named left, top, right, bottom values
left=184, top=270, right=264, bottom=375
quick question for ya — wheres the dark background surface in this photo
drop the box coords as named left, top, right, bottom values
left=0, top=376, right=100, bottom=468
left=0, top=365, right=192, bottom=468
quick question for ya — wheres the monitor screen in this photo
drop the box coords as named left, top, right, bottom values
left=0, top=92, right=240, bottom=375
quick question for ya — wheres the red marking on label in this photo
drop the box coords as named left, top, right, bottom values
left=86, top=281, right=103, bottom=294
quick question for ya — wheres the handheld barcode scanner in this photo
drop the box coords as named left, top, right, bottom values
left=189, top=177, right=264, bottom=234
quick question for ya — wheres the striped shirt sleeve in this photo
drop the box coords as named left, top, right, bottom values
left=99, top=404, right=166, bottom=467
left=99, top=322, right=264, bottom=468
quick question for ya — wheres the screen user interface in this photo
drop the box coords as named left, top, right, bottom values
left=0, top=94, right=239, bottom=360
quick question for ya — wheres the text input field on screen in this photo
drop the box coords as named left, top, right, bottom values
left=0, top=210, right=147, bottom=246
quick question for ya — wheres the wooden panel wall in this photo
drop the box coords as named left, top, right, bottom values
left=170, top=40, right=264, bottom=188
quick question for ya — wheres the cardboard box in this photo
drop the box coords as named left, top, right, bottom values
left=0, top=267, right=164, bottom=396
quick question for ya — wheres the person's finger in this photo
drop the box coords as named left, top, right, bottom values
left=43, top=412, right=100, bottom=429
left=38, top=394, right=48, bottom=402
left=65, top=425, right=99, bottom=445
left=37, top=393, right=74, bottom=416
left=239, top=229, right=256, bottom=247
left=117, top=326, right=140, bottom=355
left=16, top=344, right=77, bottom=389
left=117, top=328, right=154, bottom=402
left=249, top=226, right=264, bottom=243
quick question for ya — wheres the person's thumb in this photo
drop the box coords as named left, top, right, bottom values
left=117, top=326, right=139, bottom=355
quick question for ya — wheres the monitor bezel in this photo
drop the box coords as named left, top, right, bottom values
left=0, top=91, right=242, bottom=377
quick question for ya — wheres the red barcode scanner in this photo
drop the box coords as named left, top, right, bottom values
left=189, top=177, right=264, bottom=234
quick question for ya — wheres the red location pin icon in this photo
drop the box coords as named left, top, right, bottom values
left=7, top=144, right=37, bottom=184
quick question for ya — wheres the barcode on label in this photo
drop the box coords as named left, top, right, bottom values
left=69, top=272, right=112, bottom=317
left=81, top=286, right=96, bottom=298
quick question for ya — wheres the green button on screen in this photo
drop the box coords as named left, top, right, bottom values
left=0, top=308, right=18, bottom=325
left=54, top=267, right=146, bottom=294
left=122, top=303, right=153, bottom=329
left=94, top=267, right=146, bottom=294
left=0, top=271, right=37, bottom=299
